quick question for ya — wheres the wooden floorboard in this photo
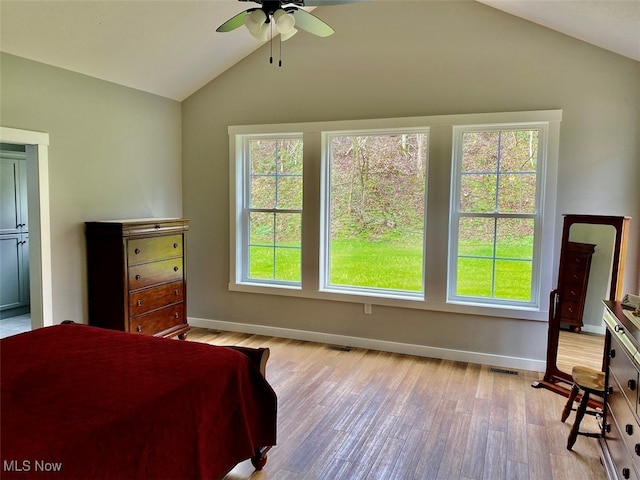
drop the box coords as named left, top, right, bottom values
left=187, top=328, right=605, bottom=480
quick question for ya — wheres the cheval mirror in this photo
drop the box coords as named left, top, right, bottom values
left=533, top=214, right=631, bottom=400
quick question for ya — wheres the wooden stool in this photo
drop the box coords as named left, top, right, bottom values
left=561, top=365, right=605, bottom=451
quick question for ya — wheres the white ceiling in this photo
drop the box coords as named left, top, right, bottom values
left=1, top=0, right=638, bottom=101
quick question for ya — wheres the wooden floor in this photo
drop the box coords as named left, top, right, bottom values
left=557, top=329, right=606, bottom=373
left=188, top=328, right=606, bottom=480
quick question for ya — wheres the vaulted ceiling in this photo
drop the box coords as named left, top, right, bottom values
left=1, top=0, right=638, bottom=101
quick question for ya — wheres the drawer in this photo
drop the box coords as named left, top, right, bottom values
left=609, top=374, right=640, bottom=470
left=607, top=407, right=640, bottom=480
left=127, top=234, right=183, bottom=264
left=130, top=303, right=185, bottom=336
left=611, top=334, right=640, bottom=414
left=129, top=281, right=184, bottom=317
left=562, top=267, right=589, bottom=286
left=561, top=286, right=585, bottom=303
left=559, top=301, right=582, bottom=322
left=129, top=258, right=183, bottom=290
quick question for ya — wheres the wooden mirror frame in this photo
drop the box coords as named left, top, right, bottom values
left=533, top=214, right=631, bottom=398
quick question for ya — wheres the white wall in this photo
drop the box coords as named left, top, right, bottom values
left=182, top=1, right=639, bottom=368
left=0, top=52, right=182, bottom=323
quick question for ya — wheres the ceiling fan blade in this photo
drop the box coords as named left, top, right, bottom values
left=216, top=10, right=252, bottom=32
left=288, top=8, right=335, bottom=37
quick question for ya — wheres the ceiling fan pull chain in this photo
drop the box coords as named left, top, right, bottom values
left=279, top=35, right=283, bottom=67
left=269, top=20, right=274, bottom=64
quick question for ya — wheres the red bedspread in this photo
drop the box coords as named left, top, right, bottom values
left=1, top=324, right=277, bottom=479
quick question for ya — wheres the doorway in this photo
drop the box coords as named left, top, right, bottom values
left=0, top=144, right=31, bottom=337
left=0, top=127, right=52, bottom=333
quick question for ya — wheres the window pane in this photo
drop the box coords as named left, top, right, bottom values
left=499, top=130, right=538, bottom=172
left=275, top=247, right=301, bottom=282
left=460, top=174, right=496, bottom=213
left=251, top=176, right=275, bottom=209
left=277, top=176, right=302, bottom=210
left=495, top=218, right=534, bottom=259
left=494, top=260, right=532, bottom=301
left=497, top=173, right=536, bottom=213
left=462, top=131, right=499, bottom=172
left=328, top=132, right=427, bottom=292
left=249, top=212, right=273, bottom=245
left=274, top=212, right=301, bottom=247
left=250, top=140, right=277, bottom=174
left=249, top=246, right=274, bottom=280
left=277, top=139, right=303, bottom=175
left=458, top=217, right=495, bottom=257
left=456, top=258, right=493, bottom=297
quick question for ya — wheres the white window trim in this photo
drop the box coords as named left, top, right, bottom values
left=228, top=110, right=561, bottom=322
left=448, top=123, right=549, bottom=309
left=238, top=133, right=304, bottom=287
left=320, top=127, right=429, bottom=298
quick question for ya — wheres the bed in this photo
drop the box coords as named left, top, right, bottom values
left=0, top=323, right=277, bottom=479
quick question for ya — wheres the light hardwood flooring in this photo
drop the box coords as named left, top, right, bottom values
left=557, top=329, right=606, bottom=373
left=188, top=328, right=606, bottom=480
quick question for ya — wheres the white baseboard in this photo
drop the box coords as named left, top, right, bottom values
left=188, top=316, right=546, bottom=373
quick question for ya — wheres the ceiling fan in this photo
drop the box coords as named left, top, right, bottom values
left=216, top=0, right=344, bottom=43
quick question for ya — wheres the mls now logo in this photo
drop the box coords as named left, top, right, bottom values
left=4, top=459, right=63, bottom=472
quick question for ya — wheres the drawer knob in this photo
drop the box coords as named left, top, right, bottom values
left=174, top=289, right=179, bottom=295
left=136, top=325, right=142, bottom=333
left=626, top=424, right=634, bottom=436
left=605, top=423, right=611, bottom=433
left=173, top=243, right=179, bottom=248
left=567, top=307, right=574, bottom=313
left=607, top=386, right=614, bottom=396
left=623, top=467, right=630, bottom=479
left=570, top=290, right=576, bottom=296
left=135, top=274, right=141, bottom=280
left=629, top=379, right=637, bottom=391
left=615, top=324, right=625, bottom=333
left=635, top=443, right=640, bottom=456
left=610, top=349, right=617, bottom=358
left=136, top=300, right=142, bottom=307
left=134, top=248, right=140, bottom=254
left=155, top=224, right=161, bottom=229
left=174, top=312, right=180, bottom=319
left=174, top=266, right=179, bottom=272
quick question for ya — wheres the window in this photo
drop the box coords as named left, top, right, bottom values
left=449, top=125, right=546, bottom=307
left=242, top=135, right=303, bottom=285
left=229, top=111, right=560, bottom=319
left=323, top=130, right=428, bottom=296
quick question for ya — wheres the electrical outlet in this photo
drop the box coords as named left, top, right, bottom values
left=364, top=303, right=372, bottom=314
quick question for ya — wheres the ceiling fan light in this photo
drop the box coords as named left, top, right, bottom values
left=251, top=22, right=270, bottom=42
left=280, top=27, right=298, bottom=42
left=244, top=9, right=267, bottom=34
left=273, top=9, right=295, bottom=34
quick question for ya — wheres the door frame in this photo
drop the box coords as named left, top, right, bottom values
left=0, top=126, right=52, bottom=329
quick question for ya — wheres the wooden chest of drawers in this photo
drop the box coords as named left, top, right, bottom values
left=558, top=241, right=596, bottom=332
left=601, top=301, right=640, bottom=480
left=85, top=218, right=189, bottom=339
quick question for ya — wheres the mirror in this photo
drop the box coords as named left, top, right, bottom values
left=533, top=214, right=631, bottom=399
